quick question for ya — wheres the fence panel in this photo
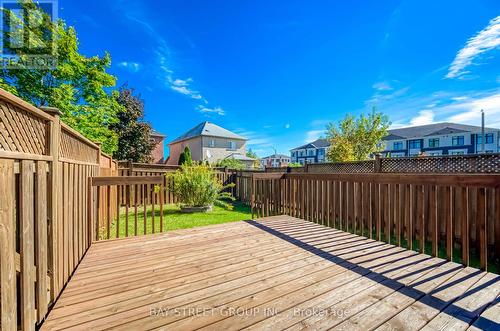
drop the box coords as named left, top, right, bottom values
left=251, top=172, right=500, bottom=272
left=90, top=176, right=166, bottom=240
left=0, top=88, right=111, bottom=330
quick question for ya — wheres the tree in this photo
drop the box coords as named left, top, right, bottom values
left=288, top=162, right=303, bottom=167
left=326, top=108, right=390, bottom=162
left=111, top=85, right=155, bottom=162
left=0, top=1, right=120, bottom=154
left=245, top=149, right=261, bottom=168
left=216, top=158, right=245, bottom=170
left=178, top=146, right=192, bottom=165
left=246, top=149, right=258, bottom=159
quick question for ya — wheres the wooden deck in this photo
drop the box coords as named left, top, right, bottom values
left=41, top=216, right=500, bottom=331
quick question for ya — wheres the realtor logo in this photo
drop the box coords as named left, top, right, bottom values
left=0, top=0, right=58, bottom=68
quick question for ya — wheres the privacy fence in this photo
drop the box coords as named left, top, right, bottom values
left=250, top=172, right=500, bottom=272
left=0, top=89, right=117, bottom=330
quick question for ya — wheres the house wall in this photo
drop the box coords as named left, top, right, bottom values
left=166, top=136, right=203, bottom=165
left=201, top=136, right=246, bottom=163
left=382, top=130, right=500, bottom=157
left=291, top=147, right=328, bottom=164
left=150, top=136, right=165, bottom=163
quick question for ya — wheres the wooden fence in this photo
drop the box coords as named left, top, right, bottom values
left=90, top=176, right=166, bottom=240
left=306, top=152, right=500, bottom=174
left=0, top=89, right=115, bottom=330
left=251, top=172, right=500, bottom=271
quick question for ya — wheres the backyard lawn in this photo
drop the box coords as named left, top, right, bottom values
left=101, top=202, right=252, bottom=239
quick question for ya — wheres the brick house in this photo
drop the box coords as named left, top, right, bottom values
left=149, top=130, right=166, bottom=163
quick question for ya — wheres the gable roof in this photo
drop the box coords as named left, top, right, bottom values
left=150, top=129, right=165, bottom=137
left=291, top=138, right=330, bottom=151
left=383, top=122, right=498, bottom=140
left=169, top=122, right=246, bottom=144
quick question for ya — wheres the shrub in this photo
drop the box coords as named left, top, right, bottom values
left=216, top=158, right=245, bottom=170
left=168, top=164, right=235, bottom=210
left=178, top=146, right=193, bottom=165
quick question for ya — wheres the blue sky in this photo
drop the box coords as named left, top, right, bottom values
left=61, top=0, right=500, bottom=157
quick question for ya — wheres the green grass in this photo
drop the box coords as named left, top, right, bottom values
left=100, top=202, right=251, bottom=240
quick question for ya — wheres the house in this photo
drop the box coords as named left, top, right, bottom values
left=166, top=121, right=254, bottom=166
left=290, top=138, right=330, bottom=165
left=381, top=122, right=500, bottom=157
left=149, top=129, right=166, bottom=163
left=260, top=154, right=291, bottom=168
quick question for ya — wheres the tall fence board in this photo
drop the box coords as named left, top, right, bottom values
left=0, top=88, right=116, bottom=330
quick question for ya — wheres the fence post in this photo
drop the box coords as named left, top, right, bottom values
left=40, top=106, right=60, bottom=303
left=374, top=153, right=382, bottom=173
left=128, top=160, right=133, bottom=176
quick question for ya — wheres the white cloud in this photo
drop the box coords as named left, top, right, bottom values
left=446, top=92, right=500, bottom=125
left=305, top=130, right=324, bottom=143
left=197, top=105, right=225, bottom=116
left=372, top=81, right=393, bottom=91
left=410, top=109, right=435, bottom=126
left=446, top=16, right=500, bottom=78
left=117, top=61, right=141, bottom=72
left=285, top=123, right=290, bottom=129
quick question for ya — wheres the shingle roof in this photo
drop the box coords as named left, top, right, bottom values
left=383, top=122, right=498, bottom=140
left=169, top=122, right=246, bottom=144
left=291, top=138, right=330, bottom=151
left=150, top=129, right=165, bottom=137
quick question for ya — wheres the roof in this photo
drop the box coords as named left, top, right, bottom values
left=150, top=129, right=165, bottom=137
left=291, top=138, right=330, bottom=151
left=224, top=153, right=256, bottom=161
left=384, top=122, right=499, bottom=140
left=169, top=122, right=246, bottom=144
left=262, top=154, right=290, bottom=159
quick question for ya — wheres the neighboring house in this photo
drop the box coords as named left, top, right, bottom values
left=260, top=154, right=291, bottom=168
left=381, top=122, right=500, bottom=157
left=149, top=129, right=166, bottom=164
left=166, top=121, right=255, bottom=166
left=290, top=138, right=330, bottom=165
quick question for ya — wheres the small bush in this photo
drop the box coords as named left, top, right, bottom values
left=168, top=164, right=235, bottom=210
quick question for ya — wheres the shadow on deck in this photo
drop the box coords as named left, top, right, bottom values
left=41, top=216, right=500, bottom=331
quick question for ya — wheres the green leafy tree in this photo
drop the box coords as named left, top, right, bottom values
left=288, top=162, right=303, bottom=167
left=0, top=0, right=120, bottom=153
left=246, top=149, right=258, bottom=159
left=216, top=158, right=245, bottom=170
left=111, top=85, right=155, bottom=162
left=178, top=146, right=192, bottom=165
left=326, top=108, right=390, bottom=162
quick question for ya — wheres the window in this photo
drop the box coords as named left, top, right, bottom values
left=299, top=150, right=305, bottom=157
left=317, top=148, right=325, bottom=156
left=228, top=141, right=236, bottom=150
left=308, top=149, right=314, bottom=156
left=476, top=133, right=493, bottom=145
left=452, top=136, right=464, bottom=146
left=393, top=142, right=404, bottom=150
left=408, top=139, right=421, bottom=149
left=209, top=139, right=215, bottom=147
left=428, top=138, right=439, bottom=148
left=291, top=151, right=296, bottom=157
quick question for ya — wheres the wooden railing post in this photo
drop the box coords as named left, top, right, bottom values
left=40, top=106, right=60, bottom=303
left=374, top=153, right=382, bottom=173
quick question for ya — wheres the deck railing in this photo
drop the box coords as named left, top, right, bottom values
left=90, top=176, right=166, bottom=240
left=251, top=172, right=500, bottom=271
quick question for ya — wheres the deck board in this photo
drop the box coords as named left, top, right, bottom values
left=41, top=216, right=500, bottom=331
